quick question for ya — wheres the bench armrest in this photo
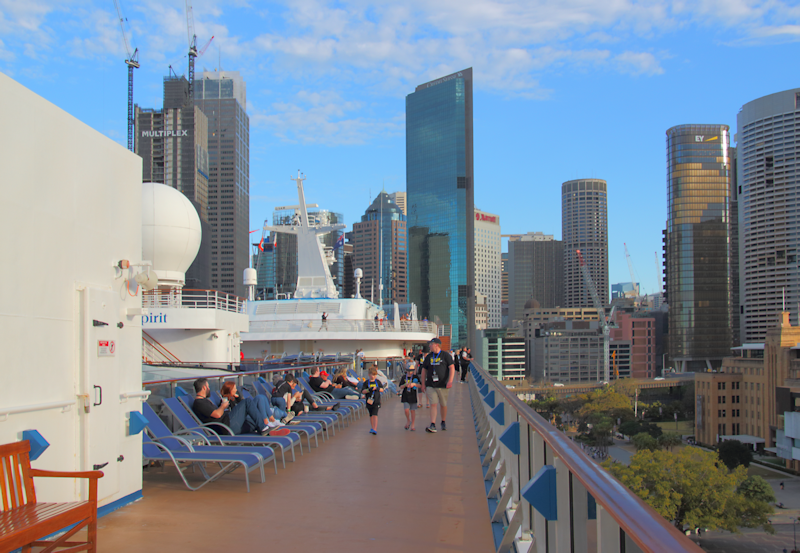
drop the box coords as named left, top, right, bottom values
left=30, top=469, right=104, bottom=480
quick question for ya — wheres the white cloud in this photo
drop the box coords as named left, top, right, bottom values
left=613, top=51, right=664, bottom=75
left=251, top=89, right=403, bottom=145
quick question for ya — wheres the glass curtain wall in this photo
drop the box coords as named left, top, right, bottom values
left=406, top=68, right=474, bottom=347
left=665, top=124, right=733, bottom=370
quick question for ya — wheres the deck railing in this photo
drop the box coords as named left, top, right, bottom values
left=247, top=319, right=437, bottom=334
left=469, top=362, right=702, bottom=553
left=142, top=289, right=247, bottom=313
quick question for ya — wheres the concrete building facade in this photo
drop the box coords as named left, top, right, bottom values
left=562, top=179, right=608, bottom=308
left=473, top=328, right=526, bottom=381
left=737, top=89, right=800, bottom=343
left=695, top=312, right=800, bottom=449
left=507, top=232, right=563, bottom=325
left=135, top=100, right=210, bottom=290
left=474, top=209, right=501, bottom=328
left=610, top=311, right=656, bottom=379
left=194, top=71, right=250, bottom=297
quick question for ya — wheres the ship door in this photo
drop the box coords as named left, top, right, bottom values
left=81, top=288, right=122, bottom=502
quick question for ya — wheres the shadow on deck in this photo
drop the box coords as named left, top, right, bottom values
left=95, top=383, right=495, bottom=552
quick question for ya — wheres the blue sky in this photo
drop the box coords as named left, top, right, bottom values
left=2, top=0, right=798, bottom=295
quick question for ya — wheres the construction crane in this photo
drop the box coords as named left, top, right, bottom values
left=113, top=0, right=139, bottom=151
left=184, top=1, right=213, bottom=105
left=624, top=242, right=640, bottom=301
left=576, top=249, right=615, bottom=382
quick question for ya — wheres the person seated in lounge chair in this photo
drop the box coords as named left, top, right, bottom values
left=308, top=367, right=360, bottom=400
left=333, top=367, right=358, bottom=389
left=273, top=374, right=340, bottom=416
left=221, top=381, right=286, bottom=430
left=193, top=378, right=278, bottom=436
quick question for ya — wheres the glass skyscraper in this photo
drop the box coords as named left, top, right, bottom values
left=665, top=124, right=733, bottom=371
left=353, top=192, right=407, bottom=305
left=406, top=68, right=474, bottom=348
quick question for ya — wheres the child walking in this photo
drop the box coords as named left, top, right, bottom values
left=399, top=362, right=420, bottom=431
left=361, top=366, right=384, bottom=435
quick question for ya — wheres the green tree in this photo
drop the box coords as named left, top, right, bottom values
left=576, top=388, right=634, bottom=422
left=723, top=476, right=775, bottom=534
left=658, top=432, right=682, bottom=452
left=605, top=448, right=747, bottom=531
left=632, top=432, right=659, bottom=452
left=618, top=420, right=640, bottom=439
left=718, top=440, right=754, bottom=470
left=589, top=415, right=614, bottom=449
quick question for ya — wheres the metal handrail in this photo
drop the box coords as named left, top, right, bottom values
left=142, top=289, right=247, bottom=314
left=247, top=319, right=438, bottom=334
left=142, top=362, right=352, bottom=386
left=0, top=400, right=75, bottom=421
left=472, top=362, right=702, bottom=553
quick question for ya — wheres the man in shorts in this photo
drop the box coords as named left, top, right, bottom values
left=420, top=337, right=455, bottom=433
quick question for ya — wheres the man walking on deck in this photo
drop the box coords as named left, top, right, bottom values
left=420, top=337, right=455, bottom=433
left=460, top=347, right=472, bottom=382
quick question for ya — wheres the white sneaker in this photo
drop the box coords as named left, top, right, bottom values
left=275, top=420, right=286, bottom=427
left=268, top=420, right=279, bottom=428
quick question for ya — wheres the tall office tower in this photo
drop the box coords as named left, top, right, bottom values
left=352, top=192, right=407, bottom=305
left=252, top=233, right=276, bottom=300
left=269, top=207, right=345, bottom=298
left=730, top=147, right=740, bottom=346
left=193, top=71, right=250, bottom=297
left=562, top=179, right=608, bottom=308
left=665, top=124, right=733, bottom=372
left=135, top=95, right=210, bottom=289
left=389, top=192, right=407, bottom=216
left=507, top=232, right=564, bottom=325
left=341, top=241, right=355, bottom=299
left=406, top=68, right=474, bottom=347
left=474, top=209, right=502, bottom=328
left=738, top=89, right=800, bottom=343
left=501, top=252, right=509, bottom=327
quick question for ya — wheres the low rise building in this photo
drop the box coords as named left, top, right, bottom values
left=473, top=328, right=526, bottom=381
left=695, top=312, right=800, bottom=449
left=610, top=311, right=656, bottom=379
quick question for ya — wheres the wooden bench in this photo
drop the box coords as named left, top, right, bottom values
left=0, top=440, right=103, bottom=552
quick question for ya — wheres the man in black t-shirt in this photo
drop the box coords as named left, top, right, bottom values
left=460, top=347, right=472, bottom=382
left=192, top=377, right=232, bottom=435
left=420, top=338, right=455, bottom=433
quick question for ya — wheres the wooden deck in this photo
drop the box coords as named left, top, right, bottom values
left=92, top=383, right=495, bottom=552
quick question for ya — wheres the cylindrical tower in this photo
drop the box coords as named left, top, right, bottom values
left=562, top=179, right=608, bottom=308
left=665, top=124, right=733, bottom=372
left=738, top=89, right=800, bottom=343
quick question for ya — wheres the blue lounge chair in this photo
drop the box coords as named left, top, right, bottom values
left=142, top=402, right=277, bottom=478
left=255, top=379, right=339, bottom=436
left=161, top=397, right=299, bottom=468
left=221, top=389, right=322, bottom=449
left=297, top=377, right=363, bottom=421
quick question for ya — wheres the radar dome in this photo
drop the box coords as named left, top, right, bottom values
left=142, top=182, right=201, bottom=288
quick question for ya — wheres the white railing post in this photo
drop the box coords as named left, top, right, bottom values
left=597, top=505, right=621, bottom=553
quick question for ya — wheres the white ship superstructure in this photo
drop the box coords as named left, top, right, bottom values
left=241, top=174, right=436, bottom=359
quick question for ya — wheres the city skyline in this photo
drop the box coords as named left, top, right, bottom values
left=1, top=1, right=798, bottom=295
